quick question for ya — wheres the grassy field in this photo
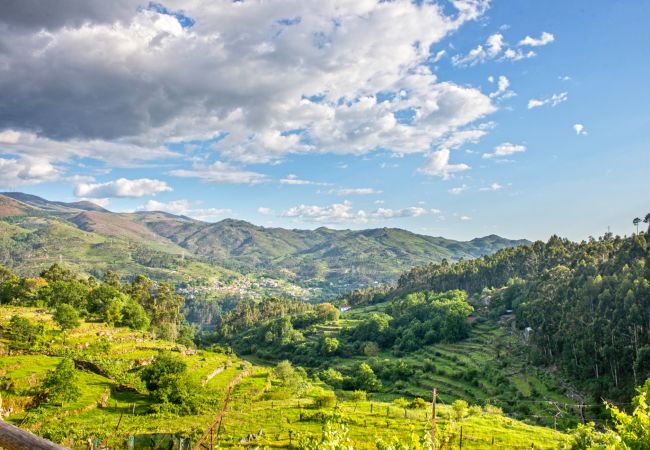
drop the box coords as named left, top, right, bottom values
left=0, top=306, right=570, bottom=448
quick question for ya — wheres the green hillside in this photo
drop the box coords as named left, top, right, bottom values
left=0, top=192, right=528, bottom=300
left=0, top=306, right=570, bottom=449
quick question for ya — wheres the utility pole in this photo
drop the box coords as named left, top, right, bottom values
left=430, top=388, right=437, bottom=450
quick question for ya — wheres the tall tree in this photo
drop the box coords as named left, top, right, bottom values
left=633, top=217, right=641, bottom=234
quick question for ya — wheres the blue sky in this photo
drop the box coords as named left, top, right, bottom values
left=0, top=0, right=648, bottom=241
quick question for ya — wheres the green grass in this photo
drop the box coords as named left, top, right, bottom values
left=0, top=306, right=570, bottom=449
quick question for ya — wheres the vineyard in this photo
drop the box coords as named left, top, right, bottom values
left=0, top=307, right=569, bottom=449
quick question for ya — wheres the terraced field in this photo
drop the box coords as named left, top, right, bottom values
left=0, top=307, right=570, bottom=448
left=327, top=304, right=582, bottom=429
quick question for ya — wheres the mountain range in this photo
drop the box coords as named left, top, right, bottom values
left=0, top=192, right=529, bottom=299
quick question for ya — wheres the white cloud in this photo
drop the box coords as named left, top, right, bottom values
left=280, top=174, right=329, bottom=186
left=448, top=184, right=468, bottom=195
left=0, top=0, right=494, bottom=177
left=489, top=75, right=515, bottom=99
left=479, top=183, right=503, bottom=191
left=483, top=143, right=526, bottom=159
left=0, top=156, right=61, bottom=188
left=460, top=215, right=471, bottom=221
left=452, top=33, right=504, bottom=66
left=519, top=32, right=555, bottom=47
left=138, top=199, right=230, bottom=221
left=502, top=48, right=536, bottom=61
left=573, top=123, right=588, bottom=135
left=527, top=92, right=568, bottom=109
left=280, top=201, right=428, bottom=224
left=334, top=188, right=382, bottom=196
left=418, top=149, right=470, bottom=179
left=257, top=207, right=274, bottom=215
left=453, top=29, right=552, bottom=67
left=0, top=130, right=21, bottom=143
left=74, top=178, right=172, bottom=198
left=432, top=50, right=446, bottom=62
left=169, top=161, right=268, bottom=185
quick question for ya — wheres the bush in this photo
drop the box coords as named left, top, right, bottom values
left=483, top=404, right=503, bottom=415
left=410, top=397, right=428, bottom=409
left=452, top=399, right=469, bottom=420
left=352, top=390, right=367, bottom=401
left=313, top=390, right=337, bottom=408
left=41, top=358, right=80, bottom=406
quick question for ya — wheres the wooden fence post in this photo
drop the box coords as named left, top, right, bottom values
left=430, top=388, right=437, bottom=450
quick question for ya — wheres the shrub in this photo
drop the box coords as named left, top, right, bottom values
left=410, top=397, right=428, bottom=409
left=41, top=358, right=80, bottom=406
left=313, top=390, right=337, bottom=408
left=393, top=397, right=409, bottom=408
left=452, top=399, right=469, bottom=420
left=352, top=390, right=367, bottom=401
left=483, top=404, right=503, bottom=415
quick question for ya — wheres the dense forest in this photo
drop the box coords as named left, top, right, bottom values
left=345, top=230, right=650, bottom=402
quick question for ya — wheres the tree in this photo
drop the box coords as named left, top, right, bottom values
left=39, top=280, right=89, bottom=309
left=139, top=351, right=202, bottom=413
left=7, top=315, right=44, bottom=351
left=52, top=304, right=80, bottom=342
left=40, top=264, right=76, bottom=283
left=140, top=351, right=187, bottom=393
left=321, top=337, right=339, bottom=355
left=103, top=270, right=122, bottom=290
left=42, top=358, right=80, bottom=406
left=645, top=213, right=650, bottom=234
left=353, top=363, right=381, bottom=392
left=633, top=217, right=641, bottom=234
left=0, top=266, right=18, bottom=304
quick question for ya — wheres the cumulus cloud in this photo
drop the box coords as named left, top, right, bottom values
left=460, top=215, right=471, bottom=221
left=0, top=156, right=61, bottom=188
left=0, top=0, right=495, bottom=182
left=257, top=207, right=274, bottom=215
left=573, top=123, right=588, bottom=135
left=482, top=143, right=526, bottom=159
left=519, top=32, right=555, bottom=47
left=169, top=161, right=268, bottom=184
left=138, top=199, right=230, bottom=221
left=74, top=178, right=172, bottom=198
left=280, top=201, right=428, bottom=224
left=418, top=149, right=470, bottom=179
left=527, top=92, right=568, bottom=109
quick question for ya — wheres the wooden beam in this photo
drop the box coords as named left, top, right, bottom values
left=0, top=420, right=68, bottom=450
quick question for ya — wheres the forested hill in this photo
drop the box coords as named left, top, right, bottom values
left=0, top=192, right=527, bottom=298
left=348, top=232, right=650, bottom=401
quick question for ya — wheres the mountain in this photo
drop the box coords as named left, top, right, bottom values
left=0, top=192, right=529, bottom=298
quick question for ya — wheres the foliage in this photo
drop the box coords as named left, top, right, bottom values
left=298, top=422, right=354, bottom=450
left=52, top=304, right=80, bottom=333
left=41, top=358, right=80, bottom=405
left=394, top=233, right=650, bottom=401
left=7, top=315, right=45, bottom=351
left=606, top=378, right=650, bottom=449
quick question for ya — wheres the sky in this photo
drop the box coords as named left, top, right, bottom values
left=0, top=0, right=648, bottom=241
